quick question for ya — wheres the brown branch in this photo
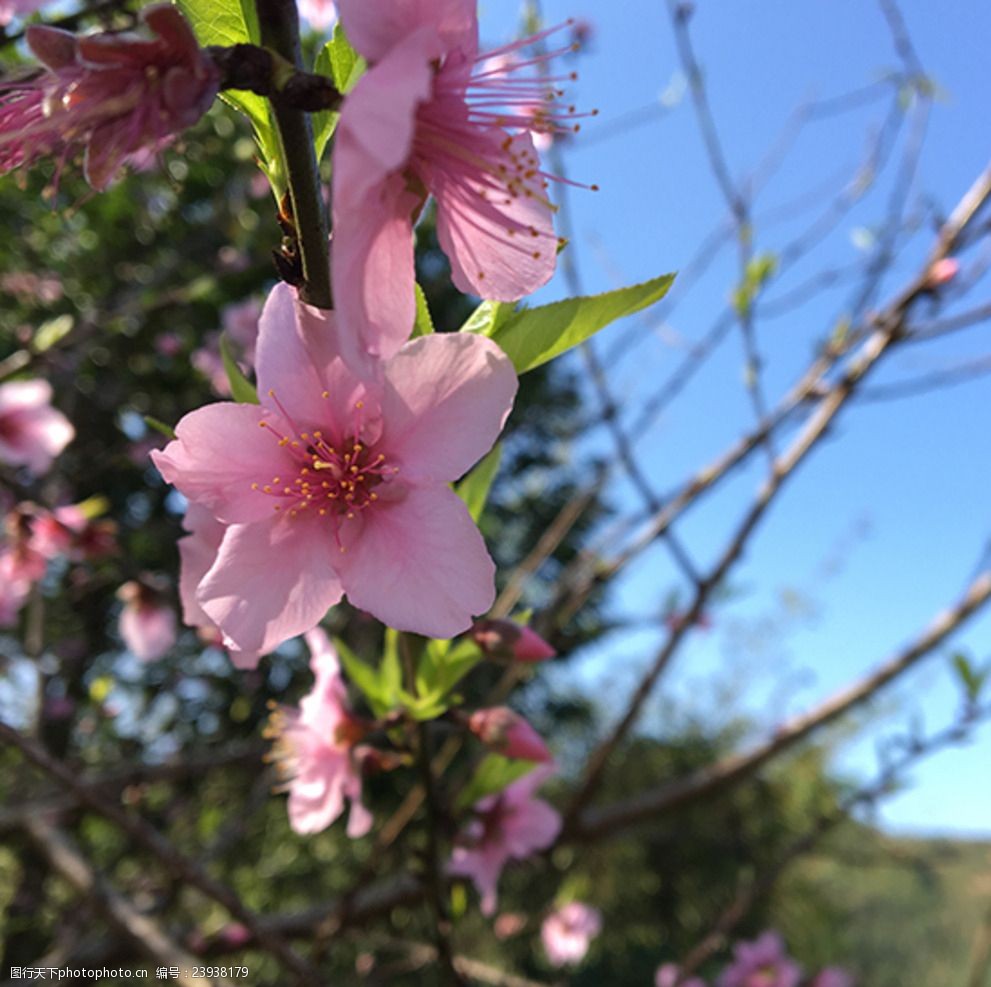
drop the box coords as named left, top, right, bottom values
left=574, top=568, right=991, bottom=840
left=0, top=724, right=323, bottom=987
left=21, top=817, right=218, bottom=987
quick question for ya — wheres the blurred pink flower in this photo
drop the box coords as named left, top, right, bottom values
left=449, top=765, right=560, bottom=915
left=928, top=257, right=959, bottom=287
left=493, top=912, right=526, bottom=939
left=297, top=0, right=337, bottom=32
left=0, top=556, right=30, bottom=625
left=468, top=706, right=552, bottom=762
left=0, top=270, right=63, bottom=303
left=472, top=618, right=555, bottom=661
left=3, top=506, right=48, bottom=582
left=656, top=962, right=707, bottom=987
left=30, top=502, right=116, bottom=562
left=333, top=0, right=589, bottom=357
left=266, top=627, right=372, bottom=836
left=541, top=901, right=602, bottom=967
left=809, top=969, right=854, bottom=987
left=0, top=379, right=73, bottom=475
left=153, top=331, right=183, bottom=357
left=117, top=581, right=177, bottom=662
left=0, top=5, right=218, bottom=189
left=0, top=0, right=46, bottom=28
left=718, top=931, right=802, bottom=987
left=221, top=297, right=262, bottom=367
left=192, top=332, right=232, bottom=397
left=153, top=282, right=516, bottom=652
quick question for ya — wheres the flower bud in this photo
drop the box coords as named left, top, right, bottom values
left=471, top=619, right=556, bottom=662
left=468, top=707, right=553, bottom=763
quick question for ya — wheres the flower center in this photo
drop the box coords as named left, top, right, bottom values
left=254, top=392, right=398, bottom=550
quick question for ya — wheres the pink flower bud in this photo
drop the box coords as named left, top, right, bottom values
left=468, top=707, right=553, bottom=763
left=928, top=257, right=959, bottom=286
left=471, top=619, right=556, bottom=662
left=117, top=580, right=176, bottom=662
left=493, top=912, right=527, bottom=940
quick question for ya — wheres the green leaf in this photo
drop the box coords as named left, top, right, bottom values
left=459, top=298, right=512, bottom=336
left=412, top=282, right=435, bottom=338
left=456, top=755, right=536, bottom=812
left=952, top=652, right=986, bottom=703
left=454, top=445, right=501, bottom=523
left=469, top=273, right=676, bottom=374
left=219, top=334, right=260, bottom=404
left=415, top=638, right=482, bottom=702
left=32, top=314, right=73, bottom=353
left=326, top=22, right=365, bottom=92
left=336, top=637, right=394, bottom=717
left=732, top=252, right=778, bottom=318
left=176, top=0, right=280, bottom=184
left=144, top=416, right=176, bottom=440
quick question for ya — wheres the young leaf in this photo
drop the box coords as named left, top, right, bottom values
left=454, top=445, right=502, bottom=523
left=219, top=334, right=260, bottom=404
left=470, top=273, right=675, bottom=374
left=412, top=282, right=435, bottom=338
left=456, top=754, right=536, bottom=812
left=144, top=416, right=176, bottom=440
left=459, top=298, right=512, bottom=336
left=326, top=22, right=365, bottom=92
left=336, top=637, right=395, bottom=716
left=951, top=651, right=986, bottom=703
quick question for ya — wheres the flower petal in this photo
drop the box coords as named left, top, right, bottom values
left=198, top=516, right=343, bottom=654
left=151, top=403, right=285, bottom=524
left=337, top=0, right=475, bottom=64
left=380, top=333, right=516, bottom=482
left=432, top=131, right=557, bottom=301
left=337, top=486, right=495, bottom=637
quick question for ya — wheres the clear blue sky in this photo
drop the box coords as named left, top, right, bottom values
left=481, top=1, right=991, bottom=835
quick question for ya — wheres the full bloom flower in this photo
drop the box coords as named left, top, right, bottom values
left=0, top=379, right=74, bottom=475
left=449, top=765, right=560, bottom=915
left=468, top=706, right=553, bottom=763
left=117, top=580, right=177, bottom=663
left=0, top=5, right=219, bottom=190
left=541, top=901, right=602, bottom=967
left=298, top=0, right=337, bottom=33
left=332, top=0, right=591, bottom=357
left=153, top=283, right=516, bottom=652
left=265, top=627, right=372, bottom=836
left=717, top=931, right=802, bottom=987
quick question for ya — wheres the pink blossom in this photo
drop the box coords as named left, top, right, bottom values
left=30, top=502, right=116, bottom=562
left=221, top=297, right=262, bottom=367
left=493, top=912, right=526, bottom=939
left=449, top=765, right=560, bottom=915
left=117, top=581, right=177, bottom=662
left=656, top=963, right=707, bottom=987
left=297, top=0, right=337, bottom=33
left=333, top=0, right=590, bottom=357
left=177, top=504, right=259, bottom=668
left=266, top=627, right=372, bottom=836
left=192, top=333, right=231, bottom=396
left=718, top=932, right=802, bottom=987
left=0, top=0, right=46, bottom=28
left=928, top=257, right=959, bottom=287
left=468, top=707, right=552, bottom=762
left=809, top=969, right=854, bottom=987
left=0, top=6, right=218, bottom=190
left=541, top=901, right=601, bottom=967
left=0, top=379, right=74, bottom=475
left=153, top=282, right=516, bottom=652
left=2, top=506, right=48, bottom=582
left=0, top=270, right=63, bottom=303
left=0, top=555, right=30, bottom=626
left=472, top=618, right=556, bottom=661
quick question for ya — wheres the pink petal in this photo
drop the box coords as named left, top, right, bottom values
left=197, top=516, right=343, bottom=654
left=177, top=503, right=224, bottom=628
left=337, top=486, right=495, bottom=638
left=432, top=131, right=557, bottom=301
left=25, top=25, right=78, bottom=70
left=380, top=333, right=516, bottom=482
left=337, top=0, right=475, bottom=64
left=151, top=403, right=286, bottom=524
left=288, top=766, right=347, bottom=834
left=120, top=601, right=176, bottom=662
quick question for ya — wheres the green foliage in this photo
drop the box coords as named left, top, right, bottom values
left=415, top=637, right=483, bottom=702
left=465, top=273, right=676, bottom=374
left=412, top=282, right=435, bottom=338
left=219, top=332, right=260, bottom=404
left=732, top=251, right=778, bottom=318
left=951, top=651, right=988, bottom=703
left=454, top=444, right=501, bottom=522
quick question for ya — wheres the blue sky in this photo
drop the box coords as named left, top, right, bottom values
left=480, top=1, right=991, bottom=835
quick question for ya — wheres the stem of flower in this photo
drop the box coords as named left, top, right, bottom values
left=253, top=0, right=332, bottom=310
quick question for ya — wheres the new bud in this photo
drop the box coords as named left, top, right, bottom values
left=471, top=619, right=556, bottom=662
left=468, top=707, right=553, bottom=763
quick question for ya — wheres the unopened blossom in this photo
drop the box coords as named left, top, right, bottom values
left=333, top=0, right=593, bottom=357
left=449, top=765, right=560, bottom=915
left=718, top=931, right=802, bottom=987
left=266, top=627, right=372, bottom=836
left=153, top=282, right=517, bottom=653
left=472, top=618, right=555, bottom=661
left=928, top=257, right=959, bottom=287
left=468, top=706, right=552, bottom=762
left=298, top=0, right=337, bottom=33
left=177, top=504, right=259, bottom=668
left=656, top=963, right=707, bottom=987
left=541, top=901, right=602, bottom=967
left=0, top=379, right=73, bottom=475
left=809, top=969, right=854, bottom=987
left=117, top=580, right=177, bottom=662
left=0, top=5, right=219, bottom=190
